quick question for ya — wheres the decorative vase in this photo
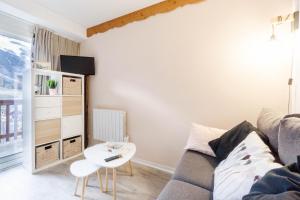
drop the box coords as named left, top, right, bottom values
left=49, top=88, right=57, bottom=96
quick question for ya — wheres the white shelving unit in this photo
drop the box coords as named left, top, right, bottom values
left=23, top=68, right=85, bottom=173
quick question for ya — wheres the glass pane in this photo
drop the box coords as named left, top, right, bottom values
left=0, top=34, right=30, bottom=158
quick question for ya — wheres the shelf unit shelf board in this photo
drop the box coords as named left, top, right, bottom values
left=34, top=139, right=61, bottom=147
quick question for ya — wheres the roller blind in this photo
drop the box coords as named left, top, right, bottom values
left=0, top=12, right=33, bottom=42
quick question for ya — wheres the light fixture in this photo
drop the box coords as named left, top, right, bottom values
left=271, top=11, right=299, bottom=40
left=270, top=24, right=276, bottom=40
left=271, top=11, right=299, bottom=113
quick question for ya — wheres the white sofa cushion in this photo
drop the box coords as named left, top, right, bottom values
left=184, top=123, right=227, bottom=157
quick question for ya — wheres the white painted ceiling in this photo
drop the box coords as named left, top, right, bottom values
left=32, top=0, right=164, bottom=28
left=0, top=0, right=164, bottom=41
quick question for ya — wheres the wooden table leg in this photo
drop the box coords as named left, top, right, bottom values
left=85, top=176, right=89, bottom=187
left=74, top=177, right=79, bottom=196
left=105, top=168, right=109, bottom=192
left=112, top=168, right=117, bottom=200
left=81, top=177, right=88, bottom=200
left=128, top=160, right=133, bottom=176
left=97, top=170, right=103, bottom=192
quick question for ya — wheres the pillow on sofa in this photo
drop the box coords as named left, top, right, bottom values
left=278, top=117, right=300, bottom=165
left=257, top=108, right=283, bottom=152
left=184, top=123, right=227, bottom=157
left=213, top=132, right=282, bottom=200
left=209, top=121, right=269, bottom=161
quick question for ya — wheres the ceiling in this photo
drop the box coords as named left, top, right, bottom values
left=0, top=0, right=165, bottom=41
left=32, top=0, right=164, bottom=28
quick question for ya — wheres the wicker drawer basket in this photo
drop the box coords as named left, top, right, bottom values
left=63, top=76, right=82, bottom=95
left=63, top=136, right=82, bottom=159
left=35, top=142, right=60, bottom=169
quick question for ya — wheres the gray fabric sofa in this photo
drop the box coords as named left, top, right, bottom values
left=158, top=150, right=219, bottom=200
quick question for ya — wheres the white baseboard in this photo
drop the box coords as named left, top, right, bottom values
left=132, top=157, right=175, bottom=174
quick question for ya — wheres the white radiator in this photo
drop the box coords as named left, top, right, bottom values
left=93, top=109, right=126, bottom=142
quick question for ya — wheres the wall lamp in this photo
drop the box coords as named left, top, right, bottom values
left=271, top=11, right=299, bottom=113
left=271, top=11, right=299, bottom=40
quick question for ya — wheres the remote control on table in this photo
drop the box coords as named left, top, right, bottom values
left=104, top=154, right=122, bottom=162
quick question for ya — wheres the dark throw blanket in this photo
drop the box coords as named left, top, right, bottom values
left=243, top=157, right=300, bottom=200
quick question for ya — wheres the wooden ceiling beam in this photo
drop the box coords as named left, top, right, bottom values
left=87, top=0, right=205, bottom=37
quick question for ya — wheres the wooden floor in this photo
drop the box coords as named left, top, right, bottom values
left=0, top=157, right=171, bottom=200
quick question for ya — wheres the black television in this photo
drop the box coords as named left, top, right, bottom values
left=60, top=55, right=95, bottom=75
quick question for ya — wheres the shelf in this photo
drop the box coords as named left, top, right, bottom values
left=34, top=95, right=82, bottom=97
left=62, top=134, right=83, bottom=140
left=62, top=95, right=82, bottom=97
left=34, top=95, right=62, bottom=97
left=33, top=68, right=84, bottom=78
left=35, top=140, right=60, bottom=147
left=34, top=118, right=62, bottom=122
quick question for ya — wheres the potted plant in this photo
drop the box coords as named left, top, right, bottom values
left=47, top=79, right=58, bottom=95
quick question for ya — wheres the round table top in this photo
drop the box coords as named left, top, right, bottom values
left=84, top=142, right=136, bottom=168
left=70, top=159, right=99, bottom=177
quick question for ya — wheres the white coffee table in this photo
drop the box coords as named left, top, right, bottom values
left=84, top=142, right=136, bottom=200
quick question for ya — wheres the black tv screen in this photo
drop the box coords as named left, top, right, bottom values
left=60, top=55, right=95, bottom=75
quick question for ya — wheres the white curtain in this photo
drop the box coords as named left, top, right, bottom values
left=32, top=26, right=80, bottom=71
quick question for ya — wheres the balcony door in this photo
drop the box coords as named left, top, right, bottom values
left=0, top=34, right=31, bottom=171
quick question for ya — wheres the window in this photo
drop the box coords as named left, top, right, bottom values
left=0, top=34, right=31, bottom=170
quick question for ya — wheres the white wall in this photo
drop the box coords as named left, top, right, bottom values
left=81, top=0, right=293, bottom=170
